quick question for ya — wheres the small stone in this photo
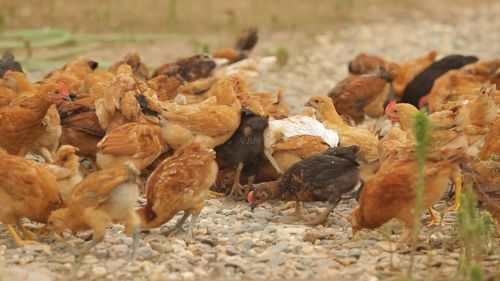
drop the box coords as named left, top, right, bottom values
left=92, top=266, right=107, bottom=276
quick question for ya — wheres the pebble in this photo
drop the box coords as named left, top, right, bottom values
left=92, top=266, right=107, bottom=276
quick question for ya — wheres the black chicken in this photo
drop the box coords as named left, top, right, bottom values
left=248, top=145, right=362, bottom=225
left=215, top=109, right=268, bottom=199
left=0, top=51, right=23, bottom=78
left=400, top=54, right=478, bottom=107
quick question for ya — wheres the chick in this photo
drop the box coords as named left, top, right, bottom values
left=248, top=146, right=362, bottom=226
left=45, top=145, right=83, bottom=204
left=137, top=142, right=218, bottom=239
left=215, top=109, right=268, bottom=199
left=47, top=163, right=141, bottom=259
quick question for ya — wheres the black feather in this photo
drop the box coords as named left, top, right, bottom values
left=0, top=51, right=23, bottom=78
left=400, top=54, right=478, bottom=107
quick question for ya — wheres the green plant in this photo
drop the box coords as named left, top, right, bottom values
left=457, top=190, right=494, bottom=281
left=190, top=39, right=210, bottom=55
left=407, top=110, right=431, bottom=278
left=275, top=47, right=289, bottom=67
left=490, top=154, right=500, bottom=161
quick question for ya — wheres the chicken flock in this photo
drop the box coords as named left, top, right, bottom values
left=0, top=29, right=499, bottom=261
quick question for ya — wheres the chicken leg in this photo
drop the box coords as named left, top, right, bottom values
left=163, top=212, right=190, bottom=237
left=264, top=149, right=283, bottom=174
left=427, top=207, right=442, bottom=226
left=448, top=171, right=463, bottom=211
left=229, top=162, right=246, bottom=199
left=6, top=225, right=40, bottom=246
left=275, top=201, right=306, bottom=224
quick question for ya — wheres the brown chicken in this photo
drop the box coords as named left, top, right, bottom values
left=152, top=54, right=216, bottom=82
left=148, top=74, right=183, bottom=101
left=109, top=52, right=149, bottom=80
left=213, top=27, right=259, bottom=64
left=0, top=81, right=69, bottom=156
left=30, top=104, right=62, bottom=162
left=159, top=75, right=242, bottom=149
left=348, top=53, right=398, bottom=76
left=239, top=90, right=289, bottom=119
left=94, top=64, right=144, bottom=131
left=45, top=145, right=83, bottom=204
left=96, top=122, right=168, bottom=171
left=470, top=160, right=500, bottom=235
left=385, top=101, right=467, bottom=212
left=479, top=116, right=500, bottom=161
left=306, top=96, right=379, bottom=179
left=47, top=163, right=141, bottom=259
left=0, top=150, right=62, bottom=246
left=328, top=69, right=393, bottom=124
left=351, top=155, right=463, bottom=242
left=426, top=70, right=486, bottom=112
left=137, top=143, right=218, bottom=238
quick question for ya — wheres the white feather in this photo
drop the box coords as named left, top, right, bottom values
left=264, top=116, right=340, bottom=149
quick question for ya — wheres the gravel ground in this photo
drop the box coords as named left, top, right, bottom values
left=2, top=3, right=500, bottom=281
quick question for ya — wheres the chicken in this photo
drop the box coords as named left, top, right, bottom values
left=47, top=163, right=141, bottom=259
left=384, top=101, right=466, bottom=211
left=159, top=75, right=242, bottom=149
left=351, top=155, right=463, bottom=242
left=425, top=70, right=486, bottom=112
left=0, top=71, right=37, bottom=107
left=148, top=74, right=183, bottom=101
left=239, top=90, right=289, bottom=119
left=347, top=53, right=398, bottom=76
left=137, top=143, right=218, bottom=239
left=30, top=105, right=62, bottom=162
left=45, top=57, right=98, bottom=81
left=0, top=151, right=62, bottom=246
left=45, top=145, right=83, bottom=204
left=470, top=160, right=500, bottom=235
left=215, top=110, right=268, bottom=198
left=213, top=27, right=258, bottom=64
left=248, top=146, right=362, bottom=226
left=392, top=51, right=437, bottom=97
left=96, top=122, right=168, bottom=171
left=328, top=69, right=393, bottom=123
left=109, top=52, right=149, bottom=80
left=306, top=96, right=379, bottom=179
left=0, top=81, right=69, bottom=156
left=480, top=116, right=500, bottom=161
left=263, top=115, right=339, bottom=174
left=0, top=51, right=23, bottom=78
left=59, top=101, right=105, bottom=157
left=152, top=55, right=216, bottom=82
left=458, top=83, right=497, bottom=150
left=400, top=54, right=478, bottom=108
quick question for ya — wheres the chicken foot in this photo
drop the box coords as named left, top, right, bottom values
left=6, top=225, right=40, bottom=246
left=275, top=201, right=306, bottom=224
left=229, top=162, right=245, bottom=199
left=304, top=203, right=337, bottom=226
left=426, top=207, right=442, bottom=226
left=163, top=212, right=190, bottom=237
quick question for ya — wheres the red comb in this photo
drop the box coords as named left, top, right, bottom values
left=57, top=81, right=70, bottom=97
left=247, top=191, right=255, bottom=204
left=418, top=96, right=428, bottom=108
left=384, top=100, right=397, bottom=115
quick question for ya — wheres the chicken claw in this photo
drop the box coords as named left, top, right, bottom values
left=163, top=212, right=190, bottom=237
left=426, top=207, right=442, bottom=226
left=304, top=204, right=336, bottom=226
left=208, top=190, right=226, bottom=198
left=6, top=225, right=40, bottom=247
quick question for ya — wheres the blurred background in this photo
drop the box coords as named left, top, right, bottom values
left=0, top=0, right=496, bottom=77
